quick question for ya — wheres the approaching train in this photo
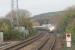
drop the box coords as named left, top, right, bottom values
left=33, top=24, right=56, bottom=32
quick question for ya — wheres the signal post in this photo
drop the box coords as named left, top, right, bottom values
left=66, top=33, right=71, bottom=50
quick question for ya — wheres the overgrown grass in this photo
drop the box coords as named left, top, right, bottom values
left=4, top=29, right=38, bottom=41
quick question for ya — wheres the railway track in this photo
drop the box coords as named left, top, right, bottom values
left=32, top=34, right=56, bottom=50
left=2, top=32, right=44, bottom=50
left=2, top=31, right=56, bottom=50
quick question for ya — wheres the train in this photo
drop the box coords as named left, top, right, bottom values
left=33, top=24, right=56, bottom=32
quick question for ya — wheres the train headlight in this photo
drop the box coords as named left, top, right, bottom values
left=49, top=26, right=55, bottom=31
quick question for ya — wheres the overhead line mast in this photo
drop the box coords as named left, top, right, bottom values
left=11, top=0, right=19, bottom=29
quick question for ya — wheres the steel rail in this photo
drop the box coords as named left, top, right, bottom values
left=3, top=33, right=44, bottom=50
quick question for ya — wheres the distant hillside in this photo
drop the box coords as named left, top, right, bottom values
left=32, top=11, right=63, bottom=20
left=31, top=11, right=64, bottom=25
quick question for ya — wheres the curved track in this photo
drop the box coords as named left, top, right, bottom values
left=2, top=31, right=56, bottom=50
left=19, top=31, right=56, bottom=50
left=3, top=32, right=46, bottom=50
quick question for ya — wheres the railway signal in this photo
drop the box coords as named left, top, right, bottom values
left=66, top=33, right=71, bottom=47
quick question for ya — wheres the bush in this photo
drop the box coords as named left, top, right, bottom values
left=4, top=30, right=25, bottom=41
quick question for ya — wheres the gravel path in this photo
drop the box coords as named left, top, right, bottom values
left=53, top=35, right=63, bottom=50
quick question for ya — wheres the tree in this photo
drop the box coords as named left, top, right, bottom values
left=4, top=9, right=33, bottom=41
left=60, top=6, right=75, bottom=43
left=0, top=18, right=11, bottom=32
left=5, top=9, right=32, bottom=31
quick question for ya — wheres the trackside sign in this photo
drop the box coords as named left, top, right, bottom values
left=66, top=33, right=71, bottom=47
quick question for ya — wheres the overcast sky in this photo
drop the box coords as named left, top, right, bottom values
left=0, top=0, right=75, bottom=17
